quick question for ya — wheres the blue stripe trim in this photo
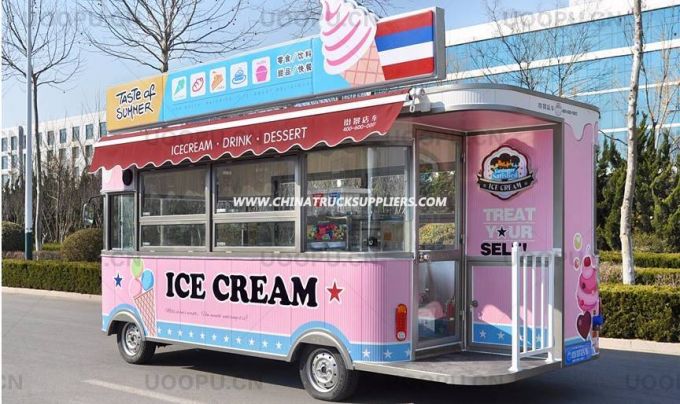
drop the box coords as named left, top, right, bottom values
left=472, top=323, right=548, bottom=347
left=123, top=319, right=412, bottom=363
left=375, top=26, right=433, bottom=51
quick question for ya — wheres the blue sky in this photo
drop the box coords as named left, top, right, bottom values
left=1, top=0, right=561, bottom=128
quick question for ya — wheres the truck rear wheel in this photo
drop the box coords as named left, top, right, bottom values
left=117, top=322, right=156, bottom=364
left=299, top=346, right=358, bottom=401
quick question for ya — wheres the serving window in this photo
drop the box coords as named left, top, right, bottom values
left=213, top=157, right=298, bottom=250
left=139, top=166, right=208, bottom=249
left=305, top=146, right=411, bottom=252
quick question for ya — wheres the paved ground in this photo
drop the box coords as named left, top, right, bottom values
left=3, top=291, right=680, bottom=403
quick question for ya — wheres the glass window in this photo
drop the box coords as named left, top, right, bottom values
left=417, top=136, right=459, bottom=251
left=1, top=138, right=6, bottom=151
left=47, top=150, right=54, bottom=161
left=213, top=158, right=297, bottom=250
left=58, top=149, right=66, bottom=163
left=59, top=129, right=67, bottom=144
left=1, top=156, right=7, bottom=169
left=214, top=159, right=295, bottom=213
left=85, top=124, right=94, bottom=139
left=141, top=224, right=205, bottom=247
left=305, top=146, right=409, bottom=252
left=99, top=122, right=107, bottom=136
left=110, top=194, right=135, bottom=250
left=71, top=147, right=80, bottom=165
left=141, top=167, right=207, bottom=216
left=11, top=137, right=17, bottom=150
left=72, top=126, right=80, bottom=141
left=215, top=222, right=295, bottom=247
left=85, top=145, right=93, bottom=159
left=1, top=174, right=8, bottom=186
left=47, top=131, right=55, bottom=145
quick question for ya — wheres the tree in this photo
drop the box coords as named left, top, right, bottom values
left=620, top=0, right=644, bottom=285
left=2, top=0, right=81, bottom=251
left=468, top=0, right=595, bottom=96
left=81, top=0, right=260, bottom=73
left=640, top=20, right=680, bottom=147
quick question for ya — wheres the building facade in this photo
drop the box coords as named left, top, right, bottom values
left=444, top=0, right=680, bottom=139
left=1, top=111, right=106, bottom=186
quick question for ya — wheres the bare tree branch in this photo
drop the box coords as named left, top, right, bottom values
left=81, top=0, right=263, bottom=72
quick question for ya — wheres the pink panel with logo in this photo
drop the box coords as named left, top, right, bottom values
left=466, top=129, right=553, bottom=345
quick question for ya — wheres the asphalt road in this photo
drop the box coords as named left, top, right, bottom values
left=2, top=291, right=679, bottom=404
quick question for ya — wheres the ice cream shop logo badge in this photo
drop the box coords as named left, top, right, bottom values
left=477, top=146, right=534, bottom=200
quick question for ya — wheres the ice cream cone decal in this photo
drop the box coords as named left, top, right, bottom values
left=129, top=259, right=156, bottom=336
left=319, top=0, right=385, bottom=86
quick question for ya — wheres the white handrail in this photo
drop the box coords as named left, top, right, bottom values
left=510, top=242, right=561, bottom=372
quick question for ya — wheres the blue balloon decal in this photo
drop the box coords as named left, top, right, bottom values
left=141, top=269, right=154, bottom=291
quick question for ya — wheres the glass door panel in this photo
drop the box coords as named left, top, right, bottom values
left=416, top=133, right=462, bottom=348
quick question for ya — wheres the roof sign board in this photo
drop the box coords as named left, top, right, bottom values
left=106, top=3, right=445, bottom=132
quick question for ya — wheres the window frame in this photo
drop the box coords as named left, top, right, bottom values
left=138, top=165, right=210, bottom=252
left=107, top=192, right=137, bottom=251
left=212, top=156, right=300, bottom=252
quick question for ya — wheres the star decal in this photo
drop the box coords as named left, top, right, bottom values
left=275, top=341, right=282, bottom=350
left=224, top=335, right=229, bottom=343
left=362, top=349, right=371, bottom=359
left=404, top=349, right=411, bottom=358
left=248, top=338, right=255, bottom=346
left=212, top=334, right=217, bottom=341
left=200, top=332, right=205, bottom=340
left=235, top=337, right=242, bottom=344
left=497, top=227, right=507, bottom=238
left=497, top=331, right=505, bottom=341
left=479, top=330, right=487, bottom=339
left=167, top=328, right=172, bottom=335
left=114, top=273, right=123, bottom=287
left=178, top=330, right=183, bottom=337
left=327, top=281, right=343, bottom=303
left=262, top=340, right=268, bottom=348
left=189, top=331, right=194, bottom=338
left=383, top=349, right=392, bottom=359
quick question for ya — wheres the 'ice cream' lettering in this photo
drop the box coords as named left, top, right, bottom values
left=167, top=272, right=318, bottom=308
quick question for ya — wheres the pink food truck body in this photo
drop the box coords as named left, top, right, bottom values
left=91, top=5, right=602, bottom=401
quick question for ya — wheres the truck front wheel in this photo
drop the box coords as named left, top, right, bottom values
left=299, top=346, right=359, bottom=401
left=117, top=322, right=156, bottom=364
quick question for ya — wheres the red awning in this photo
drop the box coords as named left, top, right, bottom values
left=90, top=90, right=409, bottom=172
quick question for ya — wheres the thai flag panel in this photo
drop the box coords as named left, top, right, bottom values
left=375, top=11, right=435, bottom=80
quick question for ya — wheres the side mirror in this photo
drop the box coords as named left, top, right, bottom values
left=82, top=202, right=95, bottom=227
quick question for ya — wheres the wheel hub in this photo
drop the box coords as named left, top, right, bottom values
left=122, top=323, right=142, bottom=356
left=309, top=351, right=338, bottom=392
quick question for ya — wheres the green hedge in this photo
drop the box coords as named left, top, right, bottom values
left=600, top=264, right=680, bottom=287
left=2, top=259, right=101, bottom=295
left=599, top=251, right=680, bottom=268
left=2, top=222, right=24, bottom=252
left=62, top=228, right=103, bottom=262
left=600, top=284, right=680, bottom=342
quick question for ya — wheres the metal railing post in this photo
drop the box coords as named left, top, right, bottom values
left=509, top=242, right=520, bottom=372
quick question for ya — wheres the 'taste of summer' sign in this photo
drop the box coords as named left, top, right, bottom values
left=106, top=2, right=445, bottom=132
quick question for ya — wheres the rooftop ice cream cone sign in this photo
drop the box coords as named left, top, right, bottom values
left=105, top=3, right=445, bottom=132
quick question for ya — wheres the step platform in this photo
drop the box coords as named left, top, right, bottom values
left=354, top=351, right=561, bottom=385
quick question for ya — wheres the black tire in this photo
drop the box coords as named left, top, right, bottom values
left=116, top=322, right=156, bottom=364
left=299, top=346, right=359, bottom=402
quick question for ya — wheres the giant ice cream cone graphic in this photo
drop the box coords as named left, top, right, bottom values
left=129, top=258, right=156, bottom=336
left=319, top=0, right=385, bottom=86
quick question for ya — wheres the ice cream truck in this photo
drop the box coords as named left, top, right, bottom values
left=91, top=2, right=602, bottom=401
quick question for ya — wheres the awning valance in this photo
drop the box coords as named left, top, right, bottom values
left=90, top=90, right=409, bottom=172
